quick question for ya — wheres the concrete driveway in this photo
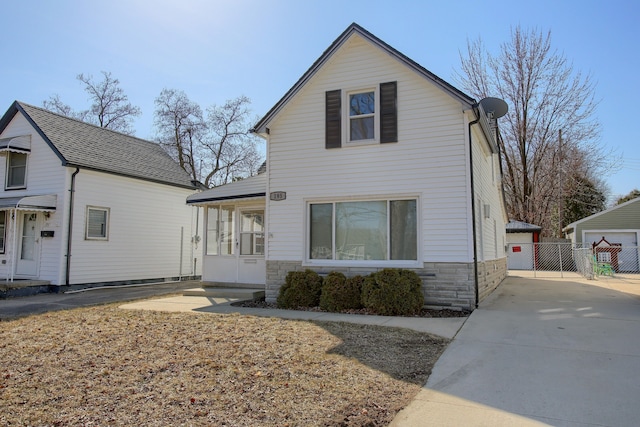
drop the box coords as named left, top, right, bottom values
left=392, top=273, right=640, bottom=427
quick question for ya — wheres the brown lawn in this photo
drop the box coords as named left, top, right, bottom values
left=0, top=304, right=448, bottom=426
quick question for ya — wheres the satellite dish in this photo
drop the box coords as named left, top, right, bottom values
left=479, top=97, right=508, bottom=118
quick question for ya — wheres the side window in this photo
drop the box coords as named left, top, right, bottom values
left=6, top=152, right=27, bottom=189
left=0, top=211, right=6, bottom=253
left=86, top=206, right=109, bottom=240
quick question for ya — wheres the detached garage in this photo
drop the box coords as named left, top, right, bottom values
left=563, top=197, right=640, bottom=273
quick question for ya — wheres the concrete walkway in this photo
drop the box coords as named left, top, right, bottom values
left=390, top=274, right=640, bottom=427
left=120, top=295, right=467, bottom=339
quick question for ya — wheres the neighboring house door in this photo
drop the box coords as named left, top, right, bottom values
left=15, top=212, right=40, bottom=277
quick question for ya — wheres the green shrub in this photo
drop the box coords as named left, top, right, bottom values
left=319, top=272, right=364, bottom=312
left=361, top=268, right=424, bottom=316
left=276, top=269, right=323, bottom=309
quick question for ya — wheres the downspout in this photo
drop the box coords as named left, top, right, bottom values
left=65, top=168, right=80, bottom=285
left=468, top=108, right=481, bottom=308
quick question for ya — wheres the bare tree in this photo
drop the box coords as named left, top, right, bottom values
left=43, top=71, right=141, bottom=135
left=154, top=89, right=204, bottom=181
left=153, top=93, right=263, bottom=187
left=456, top=26, right=614, bottom=236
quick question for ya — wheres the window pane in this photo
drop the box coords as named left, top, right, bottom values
left=336, top=201, right=387, bottom=260
left=206, top=207, right=219, bottom=255
left=390, top=200, right=417, bottom=260
left=350, top=117, right=374, bottom=140
left=240, top=210, right=265, bottom=256
left=220, top=206, right=234, bottom=255
left=87, top=208, right=107, bottom=238
left=310, top=203, right=332, bottom=259
left=349, top=92, right=375, bottom=116
left=7, top=153, right=27, bottom=188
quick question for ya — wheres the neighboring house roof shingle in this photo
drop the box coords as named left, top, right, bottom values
left=0, top=101, right=196, bottom=189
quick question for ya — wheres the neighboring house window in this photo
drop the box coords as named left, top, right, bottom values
left=0, top=211, right=5, bottom=253
left=309, top=199, right=417, bottom=261
left=240, top=210, right=265, bottom=256
left=86, top=206, right=109, bottom=240
left=325, top=81, right=397, bottom=149
left=206, top=206, right=235, bottom=255
left=5, top=152, right=27, bottom=189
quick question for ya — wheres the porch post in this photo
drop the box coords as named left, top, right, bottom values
left=10, top=208, right=17, bottom=282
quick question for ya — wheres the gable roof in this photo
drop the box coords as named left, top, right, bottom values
left=0, top=101, right=196, bottom=189
left=563, top=197, right=640, bottom=232
left=252, top=23, right=477, bottom=135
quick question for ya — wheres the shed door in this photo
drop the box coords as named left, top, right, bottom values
left=507, top=233, right=534, bottom=270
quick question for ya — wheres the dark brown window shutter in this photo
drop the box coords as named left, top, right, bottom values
left=325, top=89, right=341, bottom=149
left=380, top=81, right=397, bottom=143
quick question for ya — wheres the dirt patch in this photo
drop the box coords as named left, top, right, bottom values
left=0, top=304, right=449, bottom=426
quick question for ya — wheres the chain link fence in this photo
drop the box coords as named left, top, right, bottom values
left=507, top=242, right=640, bottom=279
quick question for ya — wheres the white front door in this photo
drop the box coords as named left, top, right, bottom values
left=16, top=212, right=40, bottom=277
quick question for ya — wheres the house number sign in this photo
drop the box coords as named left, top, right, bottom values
left=270, top=191, right=286, bottom=201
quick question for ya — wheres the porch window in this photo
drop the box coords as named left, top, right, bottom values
left=86, top=206, right=109, bottom=240
left=206, top=206, right=235, bottom=255
left=6, top=152, right=27, bottom=189
left=309, top=199, right=417, bottom=261
left=240, top=210, right=264, bottom=255
left=0, top=211, right=5, bottom=253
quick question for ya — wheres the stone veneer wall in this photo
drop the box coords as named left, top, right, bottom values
left=266, top=259, right=506, bottom=310
left=477, top=257, right=508, bottom=302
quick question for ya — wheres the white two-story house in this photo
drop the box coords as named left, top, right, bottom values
left=0, top=101, right=201, bottom=293
left=187, top=23, right=507, bottom=309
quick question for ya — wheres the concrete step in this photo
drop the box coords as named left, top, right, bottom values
left=183, top=287, right=265, bottom=300
left=200, top=281, right=263, bottom=290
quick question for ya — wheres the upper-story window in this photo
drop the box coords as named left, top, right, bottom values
left=349, top=90, right=375, bottom=141
left=326, top=81, right=397, bottom=149
left=5, top=152, right=27, bottom=189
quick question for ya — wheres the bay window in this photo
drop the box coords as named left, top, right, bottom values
left=309, top=199, right=417, bottom=261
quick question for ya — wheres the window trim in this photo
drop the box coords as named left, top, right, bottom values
left=305, top=196, right=420, bottom=267
left=5, top=151, right=28, bottom=190
left=85, top=206, right=110, bottom=241
left=345, top=87, right=379, bottom=145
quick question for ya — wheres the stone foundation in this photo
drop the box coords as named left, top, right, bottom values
left=266, top=259, right=507, bottom=310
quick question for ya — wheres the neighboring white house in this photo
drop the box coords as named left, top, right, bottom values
left=563, top=197, right=640, bottom=273
left=0, top=101, right=202, bottom=290
left=187, top=23, right=508, bottom=309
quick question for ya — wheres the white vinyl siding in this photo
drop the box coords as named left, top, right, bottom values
left=69, top=170, right=200, bottom=284
left=266, top=34, right=472, bottom=263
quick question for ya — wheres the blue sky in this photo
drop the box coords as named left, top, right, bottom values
left=1, top=0, right=638, bottom=202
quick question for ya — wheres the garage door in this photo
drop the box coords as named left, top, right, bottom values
left=585, top=232, right=639, bottom=273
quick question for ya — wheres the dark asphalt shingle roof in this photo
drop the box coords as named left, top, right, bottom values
left=0, top=101, right=195, bottom=189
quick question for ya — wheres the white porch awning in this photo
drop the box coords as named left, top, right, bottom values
left=0, top=194, right=57, bottom=211
left=0, top=135, right=31, bottom=153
